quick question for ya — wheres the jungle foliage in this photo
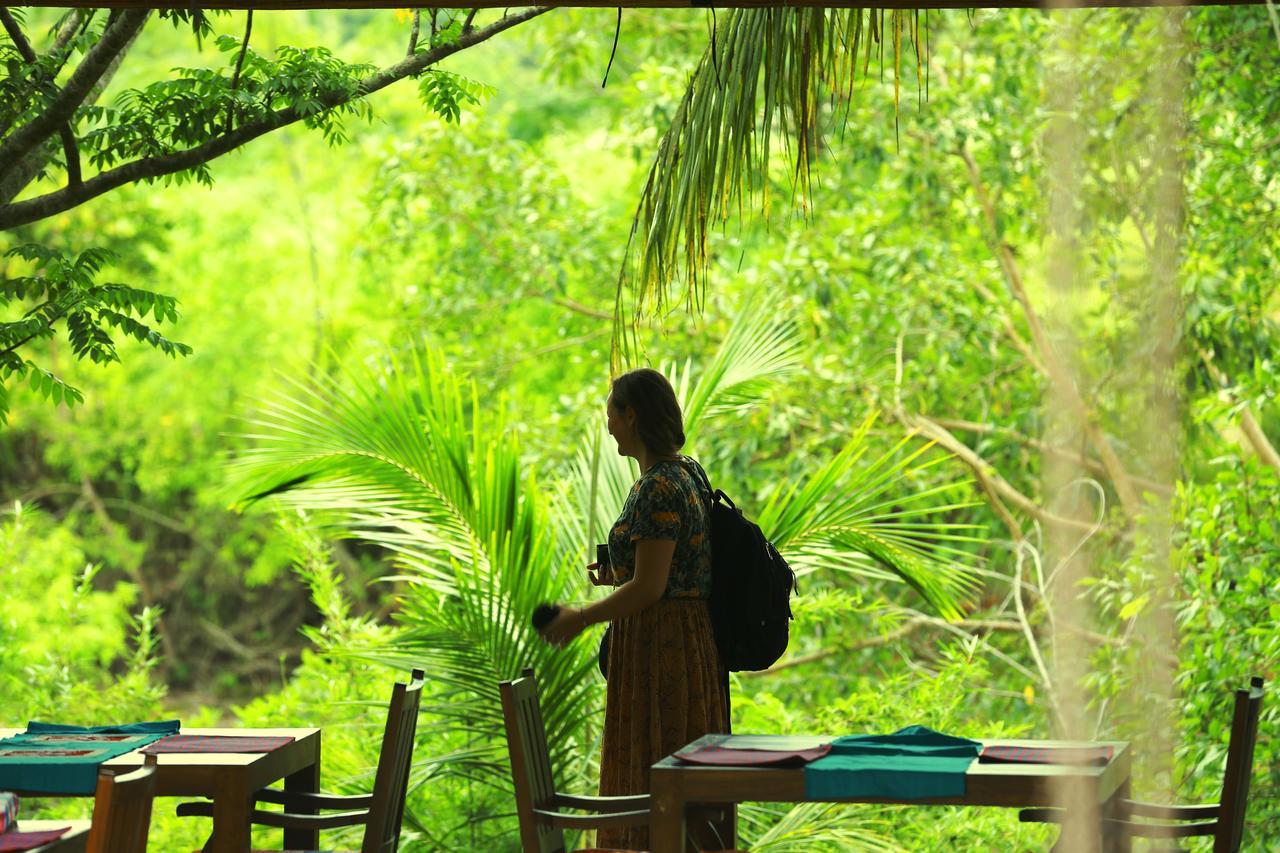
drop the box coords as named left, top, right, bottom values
left=1, top=5, right=1277, bottom=851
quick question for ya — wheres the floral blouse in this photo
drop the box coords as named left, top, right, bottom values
left=607, top=456, right=712, bottom=599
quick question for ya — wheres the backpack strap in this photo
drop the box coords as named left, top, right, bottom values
left=684, top=457, right=733, bottom=510
left=685, top=457, right=714, bottom=505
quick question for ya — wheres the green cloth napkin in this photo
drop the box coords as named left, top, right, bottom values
left=804, top=725, right=980, bottom=800
left=0, top=721, right=179, bottom=794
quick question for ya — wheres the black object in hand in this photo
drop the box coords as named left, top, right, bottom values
left=532, top=603, right=561, bottom=631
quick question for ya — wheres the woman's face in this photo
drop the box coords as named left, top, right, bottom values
left=606, top=393, right=638, bottom=458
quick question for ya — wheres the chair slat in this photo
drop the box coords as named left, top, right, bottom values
left=502, top=670, right=567, bottom=853
left=1020, top=677, right=1264, bottom=853
left=1216, top=677, right=1265, bottom=853
left=500, top=667, right=663, bottom=853
left=364, top=668, right=425, bottom=853
left=86, top=753, right=158, bottom=853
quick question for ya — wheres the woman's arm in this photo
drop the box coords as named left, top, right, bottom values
left=542, top=539, right=675, bottom=646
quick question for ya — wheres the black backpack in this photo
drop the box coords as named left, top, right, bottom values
left=689, top=462, right=797, bottom=672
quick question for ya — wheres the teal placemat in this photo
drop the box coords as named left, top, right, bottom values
left=805, top=725, right=980, bottom=800
left=0, top=721, right=179, bottom=795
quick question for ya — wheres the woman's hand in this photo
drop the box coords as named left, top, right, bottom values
left=541, top=605, right=589, bottom=648
left=587, top=562, right=614, bottom=586
left=542, top=540, right=673, bottom=646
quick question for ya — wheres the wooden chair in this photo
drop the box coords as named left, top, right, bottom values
left=1020, top=676, right=1265, bottom=852
left=178, top=668, right=424, bottom=853
left=86, top=753, right=158, bottom=853
left=501, top=667, right=652, bottom=853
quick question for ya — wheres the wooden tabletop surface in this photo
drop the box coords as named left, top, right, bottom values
left=652, top=734, right=1132, bottom=808
left=1, top=727, right=323, bottom=852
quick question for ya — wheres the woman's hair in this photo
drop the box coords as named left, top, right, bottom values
left=610, top=368, right=686, bottom=456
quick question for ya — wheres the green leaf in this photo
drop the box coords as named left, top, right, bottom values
left=1118, top=594, right=1149, bottom=621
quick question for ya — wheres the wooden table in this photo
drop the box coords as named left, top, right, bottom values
left=0, top=727, right=321, bottom=853
left=649, top=734, right=1131, bottom=853
left=8, top=820, right=91, bottom=852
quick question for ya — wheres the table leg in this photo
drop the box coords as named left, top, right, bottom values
left=206, top=788, right=253, bottom=853
left=283, top=738, right=322, bottom=851
left=1048, top=796, right=1103, bottom=853
left=687, top=802, right=735, bottom=851
left=1100, top=778, right=1132, bottom=853
left=649, top=766, right=686, bottom=853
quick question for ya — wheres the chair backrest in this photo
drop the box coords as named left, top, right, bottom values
left=363, top=668, right=426, bottom=853
left=1215, top=676, right=1265, bottom=853
left=86, top=753, right=158, bottom=853
left=500, top=666, right=565, bottom=853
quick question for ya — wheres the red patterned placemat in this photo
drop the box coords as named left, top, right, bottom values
left=141, top=735, right=295, bottom=755
left=17, top=735, right=140, bottom=744
left=979, top=744, right=1114, bottom=766
left=674, top=743, right=832, bottom=767
left=0, top=827, right=70, bottom=852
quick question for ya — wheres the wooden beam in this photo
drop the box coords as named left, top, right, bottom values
left=2, top=0, right=1271, bottom=10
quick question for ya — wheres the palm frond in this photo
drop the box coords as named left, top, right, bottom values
left=614, top=7, right=922, bottom=365
left=229, top=348, right=602, bottom=791
left=756, top=416, right=982, bottom=620
left=741, top=802, right=901, bottom=852
left=677, top=308, right=803, bottom=445
left=553, top=433, right=636, bottom=573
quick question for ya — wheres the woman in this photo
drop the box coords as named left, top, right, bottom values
left=541, top=367, right=728, bottom=851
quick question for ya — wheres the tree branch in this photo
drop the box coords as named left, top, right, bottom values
left=967, top=276, right=1047, bottom=375
left=549, top=294, right=612, bottom=320
left=896, top=409, right=1100, bottom=535
left=0, top=14, right=147, bottom=206
left=0, top=9, right=82, bottom=186
left=742, top=606, right=1148, bottom=679
left=79, top=473, right=178, bottom=670
left=225, top=10, right=253, bottom=134
left=0, top=293, right=87, bottom=359
left=407, top=9, right=421, bottom=55
left=740, top=616, right=1024, bottom=678
left=928, top=415, right=1171, bottom=496
left=0, top=9, right=150, bottom=185
left=0, top=7, right=551, bottom=230
left=1199, top=347, right=1280, bottom=473
left=1, top=10, right=38, bottom=76
left=957, top=145, right=1141, bottom=518
left=0, top=9, right=88, bottom=139
left=51, top=9, right=90, bottom=58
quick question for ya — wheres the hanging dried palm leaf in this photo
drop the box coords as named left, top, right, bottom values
left=614, top=7, right=922, bottom=368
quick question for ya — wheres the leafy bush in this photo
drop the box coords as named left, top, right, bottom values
left=0, top=503, right=207, bottom=846
left=1174, top=461, right=1279, bottom=848
left=0, top=502, right=164, bottom=721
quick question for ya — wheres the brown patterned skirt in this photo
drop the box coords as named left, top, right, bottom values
left=597, top=598, right=728, bottom=851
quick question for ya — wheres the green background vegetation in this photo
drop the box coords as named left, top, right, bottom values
left=1, top=5, right=1276, bottom=850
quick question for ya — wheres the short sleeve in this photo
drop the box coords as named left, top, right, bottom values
left=628, top=474, right=684, bottom=542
